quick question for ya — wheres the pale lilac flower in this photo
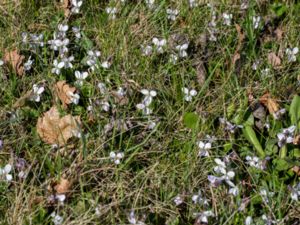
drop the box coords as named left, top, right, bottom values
left=87, top=50, right=101, bottom=70
left=71, top=0, right=83, bottom=14
left=252, top=16, right=261, bottom=29
left=51, top=59, right=65, bottom=75
left=229, top=186, right=239, bottom=196
left=141, top=45, right=152, bottom=56
left=194, top=211, right=214, bottom=224
left=30, top=84, right=45, bottom=102
left=136, top=89, right=157, bottom=115
left=145, top=0, right=155, bottom=9
left=152, top=38, right=166, bottom=53
left=101, top=61, right=111, bottom=69
left=273, top=108, right=286, bottom=120
left=56, top=194, right=66, bottom=204
left=0, top=164, right=13, bottom=181
left=207, top=175, right=223, bottom=187
left=72, top=26, right=81, bottom=39
left=0, top=60, right=3, bottom=66
left=192, top=191, right=209, bottom=205
left=213, top=158, right=226, bottom=174
left=110, top=151, right=124, bottom=165
left=166, top=9, right=179, bottom=21
left=100, top=101, right=110, bottom=112
left=51, top=212, right=63, bottom=225
left=97, top=82, right=107, bottom=94
left=128, top=210, right=145, bottom=225
left=197, top=140, right=211, bottom=157
left=277, top=125, right=296, bottom=147
left=290, top=183, right=300, bottom=201
left=219, top=117, right=242, bottom=133
left=75, top=71, right=88, bottom=86
left=222, top=13, right=233, bottom=26
left=189, top=0, right=199, bottom=8
left=174, top=195, right=183, bottom=205
left=169, top=54, right=178, bottom=64
left=24, top=56, right=34, bottom=71
left=245, top=156, right=264, bottom=169
left=252, top=60, right=260, bottom=70
left=68, top=92, right=80, bottom=104
left=175, top=43, right=188, bottom=58
left=245, top=216, right=253, bottom=225
left=286, top=47, right=298, bottom=62
left=182, top=87, right=197, bottom=102
left=260, top=189, right=274, bottom=204
left=62, top=55, right=74, bottom=68
left=106, top=7, right=117, bottom=19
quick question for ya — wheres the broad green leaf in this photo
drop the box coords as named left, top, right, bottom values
left=242, top=125, right=265, bottom=157
left=289, top=95, right=300, bottom=126
left=183, top=112, right=200, bottom=129
left=274, top=159, right=290, bottom=171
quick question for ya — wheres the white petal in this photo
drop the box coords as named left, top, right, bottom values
left=4, top=164, right=12, bottom=173
left=293, top=47, right=299, bottom=54
left=190, top=89, right=197, bottom=96
left=140, top=89, right=150, bottom=95
left=6, top=174, right=12, bottom=181
left=227, top=171, right=235, bottom=178
left=57, top=62, right=65, bottom=69
left=109, top=151, right=116, bottom=158
left=136, top=103, right=145, bottom=110
left=150, top=90, right=157, bottom=97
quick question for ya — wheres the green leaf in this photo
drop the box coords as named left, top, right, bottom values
left=242, top=125, right=265, bottom=157
left=183, top=112, right=200, bottom=130
left=289, top=95, right=300, bottom=126
left=274, top=159, right=290, bottom=171
left=292, top=148, right=300, bottom=158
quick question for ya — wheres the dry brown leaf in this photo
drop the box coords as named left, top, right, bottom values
left=3, top=50, right=25, bottom=76
left=195, top=61, right=206, bottom=86
left=62, top=0, right=70, bottom=17
left=54, top=178, right=71, bottom=194
left=292, top=166, right=300, bottom=176
left=259, top=92, right=279, bottom=114
left=111, top=91, right=129, bottom=106
left=267, top=52, right=281, bottom=68
left=232, top=24, right=245, bottom=67
left=54, top=80, right=77, bottom=108
left=13, top=90, right=33, bottom=108
left=36, top=106, right=81, bottom=145
left=274, top=28, right=283, bottom=41
left=293, top=135, right=300, bottom=145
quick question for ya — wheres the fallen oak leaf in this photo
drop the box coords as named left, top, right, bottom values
left=259, top=92, right=279, bottom=114
left=54, top=177, right=71, bottom=194
left=231, top=24, right=245, bottom=67
left=267, top=52, right=281, bottom=68
left=36, top=106, right=81, bottom=145
left=3, top=50, right=25, bottom=76
left=54, top=80, right=78, bottom=108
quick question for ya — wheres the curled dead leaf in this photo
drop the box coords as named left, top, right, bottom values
left=194, top=60, right=206, bottom=86
left=259, top=92, right=279, bottom=114
left=267, top=52, right=281, bottom=68
left=232, top=24, right=245, bottom=67
left=36, top=106, right=81, bottom=145
left=13, top=90, right=33, bottom=108
left=54, top=177, right=71, bottom=194
left=111, top=91, right=129, bottom=106
left=292, top=166, right=300, bottom=176
left=293, top=135, right=300, bottom=145
left=62, top=0, right=70, bottom=17
left=274, top=28, right=283, bottom=41
left=3, top=50, right=25, bottom=76
left=54, top=80, right=77, bottom=108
